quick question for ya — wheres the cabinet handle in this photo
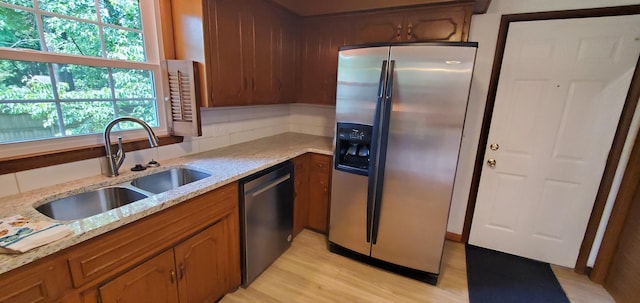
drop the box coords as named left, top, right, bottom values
left=407, top=23, right=413, bottom=40
left=179, top=263, right=185, bottom=280
left=396, top=24, right=402, bottom=40
left=170, top=269, right=177, bottom=284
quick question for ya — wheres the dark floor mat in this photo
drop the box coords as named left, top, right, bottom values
left=466, top=245, right=570, bottom=303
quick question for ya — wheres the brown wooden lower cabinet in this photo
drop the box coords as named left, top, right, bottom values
left=292, top=153, right=333, bottom=235
left=0, top=253, right=72, bottom=303
left=98, top=220, right=233, bottom=303
left=307, top=154, right=332, bottom=233
left=308, top=171, right=330, bottom=233
left=99, top=249, right=179, bottom=303
left=175, top=219, right=232, bottom=303
left=0, top=183, right=240, bottom=303
left=0, top=153, right=333, bottom=303
left=293, top=154, right=310, bottom=236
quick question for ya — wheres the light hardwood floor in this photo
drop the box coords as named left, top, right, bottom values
left=221, top=230, right=614, bottom=302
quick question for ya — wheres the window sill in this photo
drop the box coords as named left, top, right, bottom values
left=0, top=136, right=184, bottom=175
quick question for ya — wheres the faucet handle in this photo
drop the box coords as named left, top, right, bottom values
left=147, top=159, right=160, bottom=167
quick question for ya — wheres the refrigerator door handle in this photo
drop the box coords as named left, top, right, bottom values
left=367, top=60, right=389, bottom=243
left=371, top=60, right=395, bottom=245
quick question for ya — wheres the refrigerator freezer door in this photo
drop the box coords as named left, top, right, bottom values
left=330, top=46, right=390, bottom=255
left=335, top=46, right=390, bottom=125
left=370, top=45, right=477, bottom=274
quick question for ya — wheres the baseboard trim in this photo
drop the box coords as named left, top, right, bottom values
left=446, top=232, right=463, bottom=243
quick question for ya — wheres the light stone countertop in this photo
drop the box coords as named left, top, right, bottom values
left=0, top=133, right=333, bottom=275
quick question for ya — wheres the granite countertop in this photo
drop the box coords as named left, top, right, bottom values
left=0, top=133, right=333, bottom=275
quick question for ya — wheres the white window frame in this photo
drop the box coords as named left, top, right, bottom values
left=0, top=0, right=169, bottom=159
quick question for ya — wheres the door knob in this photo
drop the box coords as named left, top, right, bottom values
left=490, top=143, right=499, bottom=151
left=487, top=158, right=496, bottom=167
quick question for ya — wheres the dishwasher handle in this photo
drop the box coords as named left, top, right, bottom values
left=246, top=173, right=291, bottom=197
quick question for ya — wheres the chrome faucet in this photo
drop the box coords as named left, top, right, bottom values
left=102, top=116, right=160, bottom=177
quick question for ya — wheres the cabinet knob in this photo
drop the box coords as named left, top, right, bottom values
left=396, top=24, right=402, bottom=40
left=170, top=269, right=177, bottom=283
left=179, top=264, right=185, bottom=280
left=407, top=23, right=413, bottom=40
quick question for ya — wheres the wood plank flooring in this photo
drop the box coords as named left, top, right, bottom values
left=221, top=230, right=614, bottom=302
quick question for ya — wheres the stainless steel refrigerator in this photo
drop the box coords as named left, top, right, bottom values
left=328, top=42, right=477, bottom=284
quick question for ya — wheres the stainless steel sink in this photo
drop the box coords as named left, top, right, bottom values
left=36, top=187, right=148, bottom=220
left=35, top=167, right=210, bottom=221
left=130, top=168, right=211, bottom=194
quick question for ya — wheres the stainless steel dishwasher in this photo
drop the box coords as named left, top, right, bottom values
left=240, top=161, right=294, bottom=287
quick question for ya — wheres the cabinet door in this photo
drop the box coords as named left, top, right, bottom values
left=403, top=4, right=472, bottom=42
left=0, top=256, right=71, bottom=303
left=297, top=20, right=326, bottom=104
left=208, top=0, right=252, bottom=106
left=293, top=154, right=309, bottom=236
left=171, top=0, right=210, bottom=106
left=99, top=250, right=178, bottom=303
left=174, top=220, right=230, bottom=303
left=307, top=154, right=332, bottom=233
left=298, top=19, right=349, bottom=105
left=322, top=20, right=350, bottom=105
left=247, top=0, right=280, bottom=104
left=352, top=14, right=404, bottom=44
left=276, top=12, right=298, bottom=103
left=159, top=0, right=175, bottom=60
left=308, top=172, right=330, bottom=233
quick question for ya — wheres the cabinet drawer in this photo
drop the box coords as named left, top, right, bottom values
left=0, top=255, right=72, bottom=303
left=67, top=182, right=238, bottom=288
left=309, top=154, right=332, bottom=174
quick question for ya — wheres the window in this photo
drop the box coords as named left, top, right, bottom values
left=0, top=0, right=163, bottom=146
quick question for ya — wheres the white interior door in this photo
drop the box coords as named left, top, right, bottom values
left=469, top=14, right=640, bottom=267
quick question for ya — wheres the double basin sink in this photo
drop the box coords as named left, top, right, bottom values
left=36, top=168, right=211, bottom=221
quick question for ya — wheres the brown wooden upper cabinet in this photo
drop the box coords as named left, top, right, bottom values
left=352, top=4, right=473, bottom=44
left=297, top=4, right=472, bottom=105
left=168, top=1, right=473, bottom=107
left=297, top=17, right=351, bottom=105
left=170, top=0, right=297, bottom=107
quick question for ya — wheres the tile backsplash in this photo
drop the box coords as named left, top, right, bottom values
left=0, top=174, right=20, bottom=197
left=290, top=104, right=335, bottom=137
left=0, top=103, right=336, bottom=198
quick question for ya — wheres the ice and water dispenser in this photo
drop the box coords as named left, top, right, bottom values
left=334, top=123, right=372, bottom=176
